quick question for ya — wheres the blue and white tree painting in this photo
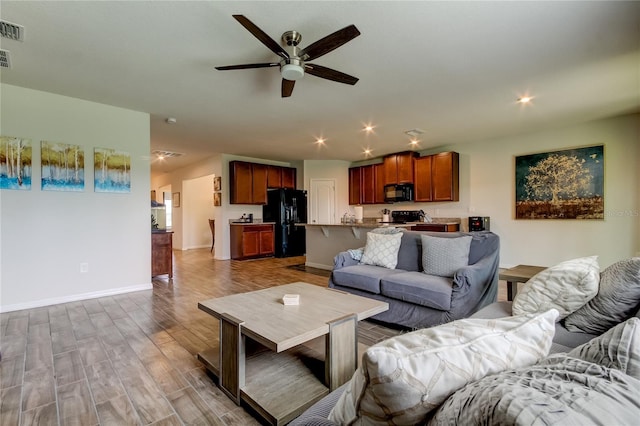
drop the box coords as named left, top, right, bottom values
left=94, top=148, right=131, bottom=193
left=41, top=141, right=85, bottom=192
left=0, top=136, right=32, bottom=190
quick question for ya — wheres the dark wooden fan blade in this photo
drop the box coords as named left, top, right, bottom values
left=282, top=79, right=295, bottom=97
left=305, top=64, right=359, bottom=85
left=299, top=25, right=360, bottom=61
left=233, top=15, right=289, bottom=60
left=215, top=63, right=279, bottom=71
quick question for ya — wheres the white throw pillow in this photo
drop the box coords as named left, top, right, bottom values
left=360, top=232, right=403, bottom=269
left=328, top=309, right=558, bottom=425
left=421, top=235, right=472, bottom=277
left=512, top=256, right=600, bottom=321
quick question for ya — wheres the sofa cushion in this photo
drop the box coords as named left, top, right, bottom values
left=360, top=232, right=403, bottom=269
left=513, top=256, right=600, bottom=321
left=569, top=317, right=640, bottom=379
left=565, top=258, right=640, bottom=334
left=380, top=272, right=452, bottom=311
left=328, top=309, right=558, bottom=425
left=332, top=264, right=402, bottom=294
left=421, top=234, right=472, bottom=278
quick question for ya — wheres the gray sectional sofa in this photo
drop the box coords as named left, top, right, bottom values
left=290, top=301, right=640, bottom=426
left=329, top=230, right=500, bottom=329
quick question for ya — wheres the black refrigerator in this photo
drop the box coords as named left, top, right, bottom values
left=263, top=189, right=307, bottom=257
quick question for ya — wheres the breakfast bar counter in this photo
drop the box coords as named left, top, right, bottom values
left=304, top=218, right=460, bottom=270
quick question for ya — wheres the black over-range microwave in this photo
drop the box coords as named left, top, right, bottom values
left=384, top=183, right=414, bottom=203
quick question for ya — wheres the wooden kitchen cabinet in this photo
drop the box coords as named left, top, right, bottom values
left=230, top=161, right=267, bottom=204
left=413, top=151, right=459, bottom=202
left=152, top=231, right=173, bottom=277
left=267, top=165, right=282, bottom=188
left=230, top=224, right=275, bottom=260
left=374, top=163, right=386, bottom=204
left=432, top=151, right=459, bottom=201
left=361, top=164, right=376, bottom=204
left=281, top=167, right=296, bottom=189
left=414, top=155, right=433, bottom=202
left=348, top=167, right=362, bottom=205
left=383, top=152, right=418, bottom=185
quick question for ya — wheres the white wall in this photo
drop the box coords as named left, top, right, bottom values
left=0, top=84, right=151, bottom=312
left=328, top=114, right=640, bottom=269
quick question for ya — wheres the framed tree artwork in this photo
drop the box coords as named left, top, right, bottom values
left=515, top=145, right=604, bottom=219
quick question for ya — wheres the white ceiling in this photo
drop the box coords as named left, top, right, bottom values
left=1, top=1, right=639, bottom=174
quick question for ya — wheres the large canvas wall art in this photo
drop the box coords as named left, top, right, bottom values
left=41, top=141, right=85, bottom=192
left=94, top=148, right=131, bottom=193
left=0, top=136, right=32, bottom=190
left=515, top=145, right=604, bottom=219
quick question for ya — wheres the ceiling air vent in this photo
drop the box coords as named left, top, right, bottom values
left=0, top=20, right=25, bottom=41
left=0, top=50, right=11, bottom=69
left=152, top=150, right=184, bottom=158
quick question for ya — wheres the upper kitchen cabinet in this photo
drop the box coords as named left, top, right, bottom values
left=374, top=163, right=386, bottom=204
left=413, top=151, right=459, bottom=202
left=267, top=165, right=296, bottom=189
left=348, top=166, right=362, bottom=205
left=230, top=161, right=268, bottom=204
left=267, top=165, right=282, bottom=189
left=281, top=167, right=296, bottom=189
left=432, top=151, right=459, bottom=201
left=383, top=151, right=418, bottom=185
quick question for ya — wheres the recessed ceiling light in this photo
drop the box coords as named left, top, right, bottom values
left=517, top=96, right=533, bottom=104
left=315, top=137, right=326, bottom=145
left=363, top=148, right=372, bottom=156
left=363, top=124, right=375, bottom=132
left=409, top=139, right=420, bottom=145
left=166, top=117, right=177, bottom=124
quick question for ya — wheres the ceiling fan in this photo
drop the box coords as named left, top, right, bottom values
left=216, top=15, right=361, bottom=98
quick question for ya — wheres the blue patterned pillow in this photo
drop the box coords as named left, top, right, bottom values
left=421, top=235, right=472, bottom=277
left=360, top=232, right=403, bottom=269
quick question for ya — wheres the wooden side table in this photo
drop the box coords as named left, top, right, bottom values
left=499, top=265, right=547, bottom=301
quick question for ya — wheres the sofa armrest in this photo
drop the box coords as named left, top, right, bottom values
left=333, top=251, right=359, bottom=270
left=449, top=252, right=499, bottom=317
left=453, top=254, right=496, bottom=292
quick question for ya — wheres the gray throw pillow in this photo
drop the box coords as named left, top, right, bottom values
left=568, top=317, right=640, bottom=379
left=421, top=235, right=472, bottom=278
left=565, top=258, right=640, bottom=334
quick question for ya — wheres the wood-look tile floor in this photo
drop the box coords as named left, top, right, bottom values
left=0, top=250, right=406, bottom=426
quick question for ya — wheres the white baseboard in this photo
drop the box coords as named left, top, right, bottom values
left=305, top=261, right=333, bottom=271
left=0, top=283, right=153, bottom=313
left=181, top=244, right=211, bottom=251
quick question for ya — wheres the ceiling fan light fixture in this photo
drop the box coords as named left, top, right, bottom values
left=281, top=63, right=304, bottom=81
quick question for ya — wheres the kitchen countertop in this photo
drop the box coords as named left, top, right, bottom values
left=229, top=221, right=276, bottom=225
left=304, top=217, right=461, bottom=227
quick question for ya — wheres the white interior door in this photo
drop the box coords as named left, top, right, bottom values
left=310, top=179, right=336, bottom=224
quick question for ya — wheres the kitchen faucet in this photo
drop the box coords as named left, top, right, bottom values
left=419, top=210, right=433, bottom=223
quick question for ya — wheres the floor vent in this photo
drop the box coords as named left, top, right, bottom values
left=0, top=20, right=25, bottom=41
left=0, top=50, right=11, bottom=69
left=152, top=150, right=184, bottom=158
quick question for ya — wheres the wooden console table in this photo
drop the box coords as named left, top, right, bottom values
left=499, top=264, right=547, bottom=301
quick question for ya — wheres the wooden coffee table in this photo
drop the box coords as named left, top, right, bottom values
left=197, top=282, right=388, bottom=425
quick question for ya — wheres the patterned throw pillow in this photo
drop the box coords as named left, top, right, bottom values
left=421, top=235, right=472, bottom=277
left=360, top=232, right=403, bottom=269
left=564, top=258, right=640, bottom=334
left=328, top=309, right=558, bottom=425
left=512, top=256, right=600, bottom=321
left=568, top=317, right=640, bottom=379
